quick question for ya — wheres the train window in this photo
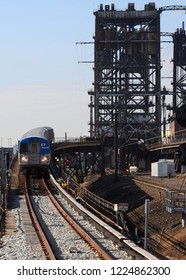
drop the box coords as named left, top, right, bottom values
left=20, top=143, right=28, bottom=153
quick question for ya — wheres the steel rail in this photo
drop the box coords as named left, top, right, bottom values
left=42, top=178, right=115, bottom=260
left=132, top=177, right=168, bottom=191
left=24, top=175, right=56, bottom=260
left=49, top=174, right=158, bottom=260
left=130, top=176, right=186, bottom=257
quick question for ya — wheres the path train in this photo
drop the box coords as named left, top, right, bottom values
left=18, top=127, right=54, bottom=176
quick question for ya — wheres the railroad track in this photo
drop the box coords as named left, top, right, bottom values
left=3, top=158, right=161, bottom=260
left=50, top=162, right=186, bottom=259
left=132, top=176, right=170, bottom=191
left=129, top=175, right=186, bottom=259
left=41, top=177, right=114, bottom=260
left=3, top=160, right=141, bottom=260
left=48, top=174, right=158, bottom=260
left=24, top=175, right=56, bottom=260
left=23, top=174, right=139, bottom=260
left=24, top=175, right=102, bottom=259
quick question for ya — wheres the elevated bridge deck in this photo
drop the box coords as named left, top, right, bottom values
left=52, top=139, right=104, bottom=180
left=148, top=140, right=183, bottom=152
left=52, top=140, right=102, bottom=153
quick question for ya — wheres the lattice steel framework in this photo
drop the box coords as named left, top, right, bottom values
left=89, top=3, right=161, bottom=144
left=172, top=27, right=186, bottom=111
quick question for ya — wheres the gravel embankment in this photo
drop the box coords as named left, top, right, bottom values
left=0, top=195, right=45, bottom=260
left=0, top=192, right=133, bottom=260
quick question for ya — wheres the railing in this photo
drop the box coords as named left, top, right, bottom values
left=54, top=136, right=91, bottom=143
left=165, top=190, right=186, bottom=214
left=148, top=133, right=186, bottom=150
left=63, top=177, right=128, bottom=230
left=77, top=186, right=116, bottom=221
left=54, top=131, right=186, bottom=147
left=51, top=163, right=127, bottom=230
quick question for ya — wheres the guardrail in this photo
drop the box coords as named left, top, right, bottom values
left=54, top=137, right=82, bottom=143
left=148, top=134, right=186, bottom=150
left=54, top=136, right=95, bottom=143
left=58, top=173, right=128, bottom=231
left=50, top=158, right=122, bottom=227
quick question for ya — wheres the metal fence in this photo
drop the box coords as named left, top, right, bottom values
left=165, top=190, right=186, bottom=214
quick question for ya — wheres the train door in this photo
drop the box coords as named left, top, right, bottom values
left=29, top=141, right=40, bottom=164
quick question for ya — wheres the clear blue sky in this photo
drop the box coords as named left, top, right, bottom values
left=0, top=0, right=185, bottom=146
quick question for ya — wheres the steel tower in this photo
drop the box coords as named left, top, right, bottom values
left=89, top=3, right=161, bottom=145
left=173, top=25, right=186, bottom=111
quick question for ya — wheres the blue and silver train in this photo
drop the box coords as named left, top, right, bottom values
left=18, top=127, right=54, bottom=175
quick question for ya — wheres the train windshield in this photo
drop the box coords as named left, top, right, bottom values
left=20, top=143, right=28, bottom=153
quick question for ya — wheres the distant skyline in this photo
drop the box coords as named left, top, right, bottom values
left=0, top=0, right=186, bottom=146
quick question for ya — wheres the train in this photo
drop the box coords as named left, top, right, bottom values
left=18, top=127, right=54, bottom=176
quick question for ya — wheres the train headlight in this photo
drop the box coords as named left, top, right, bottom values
left=41, top=155, right=49, bottom=163
left=20, top=155, right=28, bottom=163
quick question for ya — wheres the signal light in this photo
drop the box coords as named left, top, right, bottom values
left=65, top=159, right=70, bottom=170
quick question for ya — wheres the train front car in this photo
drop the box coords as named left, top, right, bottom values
left=19, top=127, right=54, bottom=176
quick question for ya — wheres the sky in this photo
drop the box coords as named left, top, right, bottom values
left=0, top=0, right=186, bottom=146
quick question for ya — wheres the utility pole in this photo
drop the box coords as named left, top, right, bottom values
left=114, top=110, right=118, bottom=182
left=144, top=199, right=150, bottom=250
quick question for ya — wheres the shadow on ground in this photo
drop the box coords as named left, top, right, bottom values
left=86, top=174, right=152, bottom=211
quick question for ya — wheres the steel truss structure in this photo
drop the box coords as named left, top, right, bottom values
left=89, top=3, right=161, bottom=145
left=53, top=141, right=104, bottom=183
left=173, top=26, right=186, bottom=111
